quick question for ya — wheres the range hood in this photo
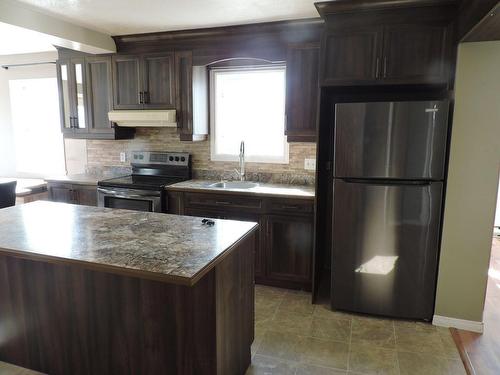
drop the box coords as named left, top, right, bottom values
left=108, top=110, right=177, bottom=128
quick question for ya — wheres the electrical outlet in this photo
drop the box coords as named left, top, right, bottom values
left=120, top=152, right=127, bottom=163
left=304, top=158, right=316, bottom=171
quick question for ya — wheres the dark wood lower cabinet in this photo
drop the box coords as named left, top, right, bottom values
left=266, top=215, right=313, bottom=286
left=170, top=190, right=314, bottom=290
left=47, top=182, right=97, bottom=206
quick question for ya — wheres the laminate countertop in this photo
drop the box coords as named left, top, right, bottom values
left=44, top=173, right=125, bottom=186
left=167, top=179, right=315, bottom=199
left=0, top=201, right=258, bottom=286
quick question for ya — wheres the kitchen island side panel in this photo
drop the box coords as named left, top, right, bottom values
left=0, top=232, right=256, bottom=375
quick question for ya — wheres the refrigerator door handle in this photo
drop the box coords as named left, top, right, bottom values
left=340, top=178, right=433, bottom=186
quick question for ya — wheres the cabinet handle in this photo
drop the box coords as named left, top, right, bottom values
left=139, top=92, right=143, bottom=104
left=69, top=117, right=74, bottom=128
left=215, top=201, right=231, bottom=206
left=375, top=57, right=380, bottom=79
left=383, top=57, right=388, bottom=78
left=74, top=117, right=79, bottom=129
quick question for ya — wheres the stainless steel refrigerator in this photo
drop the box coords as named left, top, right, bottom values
left=331, top=100, right=449, bottom=320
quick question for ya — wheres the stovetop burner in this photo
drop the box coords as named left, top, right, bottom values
left=97, top=151, right=191, bottom=191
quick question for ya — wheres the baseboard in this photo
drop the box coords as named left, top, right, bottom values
left=432, top=315, right=484, bottom=333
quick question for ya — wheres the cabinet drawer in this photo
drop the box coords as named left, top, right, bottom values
left=184, top=193, right=262, bottom=211
left=267, top=199, right=313, bottom=215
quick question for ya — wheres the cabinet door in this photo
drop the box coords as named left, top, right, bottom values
left=321, top=28, right=383, bottom=85
left=48, top=184, right=75, bottom=204
left=112, top=55, right=142, bottom=109
left=174, top=51, right=193, bottom=140
left=285, top=44, right=319, bottom=142
left=86, top=56, right=113, bottom=134
left=142, top=53, right=175, bottom=109
left=71, top=59, right=88, bottom=134
left=74, top=185, right=97, bottom=206
left=266, top=215, right=313, bottom=287
left=382, top=24, right=450, bottom=84
left=56, top=60, right=74, bottom=134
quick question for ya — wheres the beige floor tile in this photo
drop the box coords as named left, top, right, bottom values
left=295, top=336, right=349, bottom=369
left=256, top=293, right=283, bottom=311
left=256, top=285, right=288, bottom=299
left=313, top=304, right=353, bottom=321
left=246, top=354, right=297, bottom=375
left=252, top=330, right=266, bottom=357
left=351, top=316, right=396, bottom=349
left=348, top=343, right=398, bottom=375
left=256, top=331, right=301, bottom=361
left=278, top=293, right=315, bottom=315
left=395, top=323, right=459, bottom=358
left=397, top=351, right=466, bottom=375
left=310, top=317, right=351, bottom=342
left=267, top=310, right=313, bottom=336
left=256, top=305, right=276, bottom=332
left=295, top=363, right=346, bottom=375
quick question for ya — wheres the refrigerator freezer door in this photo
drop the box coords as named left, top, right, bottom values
left=331, top=179, right=443, bottom=320
left=334, top=101, right=449, bottom=179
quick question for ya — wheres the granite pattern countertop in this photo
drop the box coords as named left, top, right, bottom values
left=167, top=179, right=315, bottom=199
left=0, top=201, right=258, bottom=285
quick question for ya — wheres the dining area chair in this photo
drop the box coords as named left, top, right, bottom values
left=0, top=180, right=17, bottom=209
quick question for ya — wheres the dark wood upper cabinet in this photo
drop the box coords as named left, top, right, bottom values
left=57, top=58, right=89, bottom=135
left=285, top=43, right=320, bottom=142
left=57, top=50, right=135, bottom=140
left=382, top=24, right=450, bottom=84
left=86, top=56, right=114, bottom=134
left=112, top=53, right=175, bottom=110
left=143, top=53, right=175, bottom=109
left=112, top=55, right=142, bottom=109
left=175, top=51, right=208, bottom=142
left=317, top=1, right=455, bottom=87
left=321, top=28, right=383, bottom=86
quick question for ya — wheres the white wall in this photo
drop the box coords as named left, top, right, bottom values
left=0, top=51, right=59, bottom=176
left=434, top=41, right=500, bottom=323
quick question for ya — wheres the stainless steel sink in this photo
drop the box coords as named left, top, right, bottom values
left=208, top=181, right=259, bottom=189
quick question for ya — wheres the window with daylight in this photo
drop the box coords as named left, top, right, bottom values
left=210, top=66, right=288, bottom=163
left=9, top=78, right=65, bottom=176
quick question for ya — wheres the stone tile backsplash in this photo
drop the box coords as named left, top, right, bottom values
left=85, top=128, right=317, bottom=185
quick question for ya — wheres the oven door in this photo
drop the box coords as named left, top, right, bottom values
left=97, top=187, right=163, bottom=213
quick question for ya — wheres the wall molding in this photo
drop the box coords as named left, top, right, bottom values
left=433, top=315, right=484, bottom=333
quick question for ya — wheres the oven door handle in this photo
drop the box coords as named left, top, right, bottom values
left=97, top=188, right=159, bottom=200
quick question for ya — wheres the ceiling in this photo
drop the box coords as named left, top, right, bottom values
left=0, top=22, right=55, bottom=55
left=15, top=0, right=321, bottom=36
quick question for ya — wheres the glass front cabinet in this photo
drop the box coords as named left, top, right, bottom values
left=56, top=58, right=88, bottom=135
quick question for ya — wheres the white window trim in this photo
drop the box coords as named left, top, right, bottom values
left=209, top=65, right=289, bottom=164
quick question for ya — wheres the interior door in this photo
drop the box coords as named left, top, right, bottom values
left=331, top=179, right=443, bottom=320
left=334, top=101, right=449, bottom=179
left=142, top=53, right=175, bottom=109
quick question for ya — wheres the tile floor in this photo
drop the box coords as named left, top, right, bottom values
left=247, top=285, right=466, bottom=375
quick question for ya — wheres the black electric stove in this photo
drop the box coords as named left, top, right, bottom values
left=97, top=151, right=191, bottom=213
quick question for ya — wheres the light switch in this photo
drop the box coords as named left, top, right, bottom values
left=304, top=158, right=316, bottom=171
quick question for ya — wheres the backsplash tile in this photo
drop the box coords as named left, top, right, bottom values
left=85, top=128, right=316, bottom=185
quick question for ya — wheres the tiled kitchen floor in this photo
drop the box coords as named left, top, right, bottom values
left=247, top=285, right=466, bottom=375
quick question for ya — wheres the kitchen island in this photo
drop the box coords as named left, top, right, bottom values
left=0, top=201, right=258, bottom=375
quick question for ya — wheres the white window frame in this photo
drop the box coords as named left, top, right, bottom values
left=209, top=65, right=289, bottom=164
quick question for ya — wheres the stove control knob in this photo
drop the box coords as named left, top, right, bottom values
left=169, top=156, right=174, bottom=161
left=180, top=156, right=186, bottom=162
left=175, top=156, right=180, bottom=162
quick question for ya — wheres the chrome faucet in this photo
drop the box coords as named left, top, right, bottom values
left=234, top=141, right=245, bottom=181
